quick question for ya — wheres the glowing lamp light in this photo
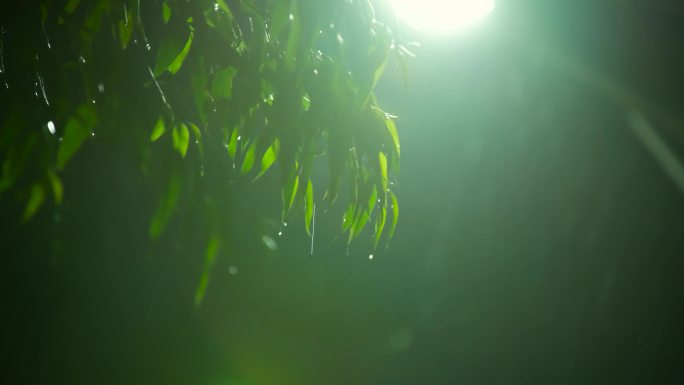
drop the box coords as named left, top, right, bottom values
left=389, top=0, right=495, bottom=33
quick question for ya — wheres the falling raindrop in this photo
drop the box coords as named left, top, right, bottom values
left=228, top=265, right=238, bottom=275
left=369, top=254, right=374, bottom=260
left=145, top=42, right=151, bottom=51
left=283, top=222, right=288, bottom=227
left=236, top=135, right=241, bottom=141
left=37, top=70, right=51, bottom=105
left=278, top=231, right=283, bottom=236
left=91, top=132, right=95, bottom=137
left=97, top=83, right=105, bottom=93
left=47, top=121, right=56, bottom=134
left=262, top=235, right=278, bottom=251
left=214, top=2, right=219, bottom=11
left=289, top=13, right=294, bottom=21
left=79, top=56, right=86, bottom=64
left=40, top=22, right=52, bottom=49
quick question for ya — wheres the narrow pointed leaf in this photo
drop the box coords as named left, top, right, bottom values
left=162, top=2, right=171, bottom=23
left=305, top=179, right=314, bottom=235
left=374, top=205, right=387, bottom=249
left=386, top=117, right=400, bottom=157
left=149, top=172, right=181, bottom=239
left=168, top=31, right=193, bottom=74
left=47, top=171, right=63, bottom=204
left=23, top=183, right=45, bottom=221
left=388, top=190, right=399, bottom=241
left=241, top=140, right=257, bottom=174
left=194, top=234, right=220, bottom=306
left=378, top=151, right=388, bottom=190
left=255, top=142, right=277, bottom=180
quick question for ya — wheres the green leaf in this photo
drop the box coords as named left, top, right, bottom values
left=378, top=151, right=388, bottom=191
left=172, top=123, right=190, bottom=158
left=150, top=116, right=166, bottom=141
left=23, top=183, right=45, bottom=221
left=368, top=186, right=378, bottom=215
left=386, top=117, right=400, bottom=157
left=227, top=128, right=238, bottom=159
left=47, top=171, right=63, bottom=204
left=162, top=1, right=171, bottom=23
left=194, top=234, right=221, bottom=306
left=348, top=209, right=369, bottom=245
left=211, top=66, right=236, bottom=99
left=57, top=105, right=96, bottom=170
left=154, top=30, right=193, bottom=76
left=56, top=118, right=87, bottom=169
left=64, top=0, right=80, bottom=14
left=301, top=94, right=311, bottom=111
left=305, top=179, right=314, bottom=235
left=374, top=205, right=387, bottom=249
left=215, top=0, right=235, bottom=19
left=342, top=203, right=354, bottom=231
left=388, top=190, right=399, bottom=241
left=188, top=121, right=202, bottom=139
left=149, top=172, right=181, bottom=239
left=255, top=141, right=277, bottom=180
left=118, top=6, right=134, bottom=49
left=168, top=31, right=193, bottom=74
left=282, top=174, right=299, bottom=219
left=241, top=140, right=257, bottom=174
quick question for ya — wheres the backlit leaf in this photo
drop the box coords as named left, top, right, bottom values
left=162, top=2, right=171, bottom=23
left=23, top=183, right=45, bottom=221
left=305, top=179, right=314, bottom=235
left=154, top=29, right=193, bottom=76
left=57, top=105, right=97, bottom=170
left=194, top=233, right=221, bottom=306
left=255, top=141, right=277, bottom=180
left=386, top=117, right=400, bottom=157
left=388, top=190, right=399, bottom=241
left=168, top=31, right=193, bottom=74
left=211, top=66, right=236, bottom=99
left=150, top=116, right=166, bottom=141
left=172, top=123, right=190, bottom=158
left=378, top=151, right=388, bottom=191
left=227, top=128, right=238, bottom=159
left=47, top=171, right=63, bottom=204
left=374, top=205, right=386, bottom=249
left=241, top=140, right=257, bottom=174
left=149, top=172, right=181, bottom=239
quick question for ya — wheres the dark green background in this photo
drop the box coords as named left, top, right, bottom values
left=5, top=1, right=684, bottom=384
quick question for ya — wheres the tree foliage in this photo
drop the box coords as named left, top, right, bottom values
left=1, top=0, right=402, bottom=298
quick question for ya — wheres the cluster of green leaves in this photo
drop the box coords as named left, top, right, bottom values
left=0, top=0, right=401, bottom=262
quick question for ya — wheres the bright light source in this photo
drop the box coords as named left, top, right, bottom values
left=390, top=0, right=495, bottom=33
